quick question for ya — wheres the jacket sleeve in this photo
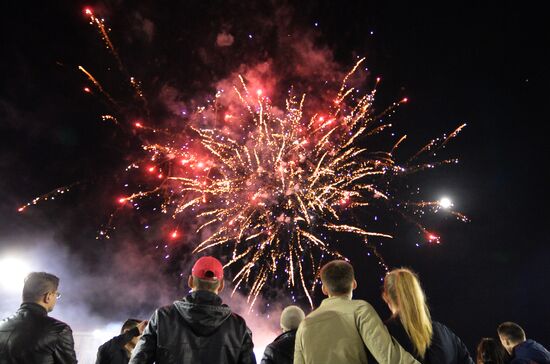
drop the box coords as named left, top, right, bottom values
left=114, top=327, right=141, bottom=346
left=260, top=343, right=275, bottom=364
left=452, top=329, right=475, bottom=364
left=129, top=311, right=158, bottom=364
left=238, top=326, right=257, bottom=364
left=53, top=325, right=78, bottom=364
left=355, top=301, right=420, bottom=364
left=293, top=325, right=305, bottom=364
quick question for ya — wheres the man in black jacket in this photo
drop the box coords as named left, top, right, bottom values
left=129, top=256, right=256, bottom=364
left=261, top=305, right=305, bottom=364
left=498, top=322, right=550, bottom=364
left=0, top=272, right=77, bottom=364
left=95, top=319, right=147, bottom=364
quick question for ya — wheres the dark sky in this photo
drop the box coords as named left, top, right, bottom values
left=1, top=0, right=548, bottom=352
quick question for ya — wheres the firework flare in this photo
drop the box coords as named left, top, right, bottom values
left=19, top=8, right=467, bottom=307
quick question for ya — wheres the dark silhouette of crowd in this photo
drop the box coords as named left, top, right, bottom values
left=1, top=257, right=548, bottom=364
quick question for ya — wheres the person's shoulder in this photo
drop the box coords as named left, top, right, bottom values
left=44, top=315, right=73, bottom=334
left=228, top=311, right=248, bottom=327
left=350, top=299, right=376, bottom=312
left=156, top=303, right=179, bottom=316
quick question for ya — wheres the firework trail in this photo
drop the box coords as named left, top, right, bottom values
left=19, top=8, right=467, bottom=307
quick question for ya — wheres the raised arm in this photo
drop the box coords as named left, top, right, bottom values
left=129, top=312, right=158, bottom=364
left=355, top=301, right=420, bottom=364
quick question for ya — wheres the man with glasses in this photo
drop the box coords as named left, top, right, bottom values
left=0, top=272, right=77, bottom=363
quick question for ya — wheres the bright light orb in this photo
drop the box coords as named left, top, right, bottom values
left=438, top=197, right=453, bottom=209
left=0, top=256, right=32, bottom=293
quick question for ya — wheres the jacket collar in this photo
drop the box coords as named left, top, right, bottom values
left=19, top=302, right=48, bottom=316
left=274, top=329, right=297, bottom=342
left=320, top=295, right=352, bottom=307
left=183, top=290, right=223, bottom=306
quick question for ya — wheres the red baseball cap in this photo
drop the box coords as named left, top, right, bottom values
left=191, top=256, right=224, bottom=281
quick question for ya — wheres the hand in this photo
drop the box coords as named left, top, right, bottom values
left=137, top=320, right=148, bottom=334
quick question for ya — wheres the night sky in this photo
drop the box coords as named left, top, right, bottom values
left=1, top=0, right=548, bottom=353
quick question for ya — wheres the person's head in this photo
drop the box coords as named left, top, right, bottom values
left=382, top=268, right=433, bottom=359
left=280, top=305, right=305, bottom=332
left=497, top=322, right=526, bottom=354
left=319, top=260, right=357, bottom=298
left=22, top=272, right=60, bottom=312
left=476, top=337, right=510, bottom=364
left=121, top=318, right=141, bottom=334
left=121, top=319, right=142, bottom=348
left=188, top=256, right=224, bottom=294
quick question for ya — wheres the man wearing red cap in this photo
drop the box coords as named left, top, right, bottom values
left=129, top=256, right=256, bottom=364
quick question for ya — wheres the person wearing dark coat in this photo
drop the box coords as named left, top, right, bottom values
left=96, top=319, right=147, bottom=364
left=498, top=322, right=550, bottom=364
left=0, top=272, right=77, bottom=364
left=261, top=305, right=305, bottom=364
left=386, top=318, right=474, bottom=364
left=382, top=268, right=474, bottom=364
left=129, top=256, right=256, bottom=364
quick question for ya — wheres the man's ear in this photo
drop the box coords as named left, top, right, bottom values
left=352, top=279, right=357, bottom=291
left=321, top=283, right=329, bottom=296
left=43, top=292, right=52, bottom=305
left=217, top=279, right=224, bottom=293
left=188, top=276, right=194, bottom=290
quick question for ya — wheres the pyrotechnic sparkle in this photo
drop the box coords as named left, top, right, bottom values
left=18, top=8, right=468, bottom=307
left=101, top=58, right=465, bottom=307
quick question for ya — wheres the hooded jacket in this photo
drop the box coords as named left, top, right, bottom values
left=511, top=339, right=550, bottom=364
left=260, top=329, right=297, bottom=364
left=0, top=302, right=77, bottom=364
left=129, top=290, right=256, bottom=364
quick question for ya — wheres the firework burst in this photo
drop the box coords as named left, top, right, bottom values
left=112, top=58, right=466, bottom=307
left=19, top=8, right=467, bottom=307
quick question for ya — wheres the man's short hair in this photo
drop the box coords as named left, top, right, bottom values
left=192, top=276, right=221, bottom=292
left=22, top=272, right=60, bottom=303
left=498, top=322, right=526, bottom=343
left=121, top=319, right=141, bottom=333
left=280, top=305, right=305, bottom=331
left=320, top=260, right=354, bottom=295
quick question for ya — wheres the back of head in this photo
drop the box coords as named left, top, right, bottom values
left=280, top=305, right=305, bottom=332
left=476, top=337, right=509, bottom=364
left=497, top=322, right=526, bottom=344
left=190, top=256, right=224, bottom=293
left=384, top=268, right=433, bottom=358
left=121, top=318, right=141, bottom=334
left=22, top=272, right=59, bottom=303
left=320, top=260, right=354, bottom=295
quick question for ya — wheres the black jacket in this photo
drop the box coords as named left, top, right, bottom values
left=96, top=327, right=140, bottom=364
left=0, top=302, right=77, bottom=364
left=386, top=318, right=474, bottom=364
left=260, top=330, right=296, bottom=364
left=511, top=339, right=550, bottom=364
left=129, top=290, right=256, bottom=364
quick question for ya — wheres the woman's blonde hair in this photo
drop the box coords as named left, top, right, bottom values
left=384, top=268, right=433, bottom=358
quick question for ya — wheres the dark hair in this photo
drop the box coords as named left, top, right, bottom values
left=320, top=260, right=354, bottom=295
left=192, top=276, right=221, bottom=292
left=22, top=272, right=60, bottom=303
left=476, top=337, right=510, bottom=364
left=121, top=319, right=141, bottom=333
left=497, top=322, right=526, bottom=343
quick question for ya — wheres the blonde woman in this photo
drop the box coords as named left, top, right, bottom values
left=382, top=268, right=474, bottom=364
